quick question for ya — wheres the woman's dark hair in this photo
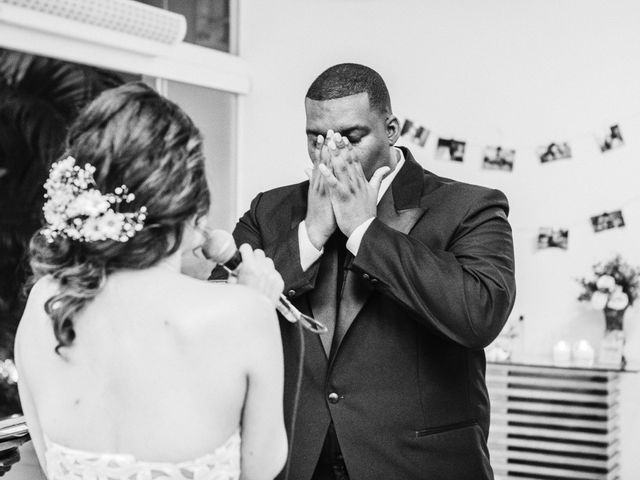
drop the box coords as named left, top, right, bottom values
left=29, top=82, right=210, bottom=353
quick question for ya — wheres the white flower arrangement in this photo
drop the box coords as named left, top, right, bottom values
left=577, top=255, right=639, bottom=312
left=42, top=156, right=147, bottom=243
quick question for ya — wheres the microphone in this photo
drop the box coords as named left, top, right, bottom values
left=202, top=230, right=328, bottom=334
left=202, top=229, right=244, bottom=271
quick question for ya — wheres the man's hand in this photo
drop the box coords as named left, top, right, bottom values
left=318, top=132, right=390, bottom=237
left=304, top=133, right=337, bottom=249
left=234, top=244, right=284, bottom=306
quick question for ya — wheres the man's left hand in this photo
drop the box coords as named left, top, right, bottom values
left=318, top=132, right=390, bottom=237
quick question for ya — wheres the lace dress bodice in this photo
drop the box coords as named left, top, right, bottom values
left=43, top=429, right=241, bottom=480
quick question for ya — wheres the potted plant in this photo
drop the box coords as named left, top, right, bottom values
left=0, top=48, right=124, bottom=416
left=577, top=255, right=639, bottom=366
left=577, top=255, right=639, bottom=328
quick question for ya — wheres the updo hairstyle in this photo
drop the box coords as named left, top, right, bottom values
left=29, top=82, right=210, bottom=353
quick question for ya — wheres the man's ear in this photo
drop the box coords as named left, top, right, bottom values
left=386, top=115, right=401, bottom=145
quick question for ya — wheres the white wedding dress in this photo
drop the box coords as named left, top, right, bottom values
left=43, top=429, right=241, bottom=480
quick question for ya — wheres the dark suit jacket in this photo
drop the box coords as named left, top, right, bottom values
left=212, top=148, right=515, bottom=480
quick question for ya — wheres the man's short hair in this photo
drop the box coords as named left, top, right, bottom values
left=306, top=63, right=392, bottom=115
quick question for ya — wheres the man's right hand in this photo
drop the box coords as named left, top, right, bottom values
left=305, top=132, right=337, bottom=249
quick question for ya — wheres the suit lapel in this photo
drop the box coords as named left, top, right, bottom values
left=379, top=148, right=430, bottom=236
left=308, top=247, right=338, bottom=358
left=331, top=260, right=369, bottom=359
left=331, top=149, right=428, bottom=358
left=377, top=187, right=426, bottom=235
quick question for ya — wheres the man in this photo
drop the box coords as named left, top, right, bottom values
left=211, top=63, right=515, bottom=480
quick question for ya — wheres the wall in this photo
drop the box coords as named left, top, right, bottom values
left=161, top=80, right=237, bottom=279
left=237, top=0, right=640, bottom=476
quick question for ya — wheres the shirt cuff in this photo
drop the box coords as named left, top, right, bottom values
left=298, top=221, right=323, bottom=271
left=346, top=217, right=375, bottom=256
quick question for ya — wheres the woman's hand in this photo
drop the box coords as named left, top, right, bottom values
left=234, top=244, right=284, bottom=306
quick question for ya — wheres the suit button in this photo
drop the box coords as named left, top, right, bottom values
left=370, top=278, right=379, bottom=285
left=362, top=273, right=370, bottom=280
left=328, top=392, right=340, bottom=404
left=287, top=289, right=296, bottom=297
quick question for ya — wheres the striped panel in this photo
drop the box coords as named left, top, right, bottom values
left=487, top=363, right=620, bottom=480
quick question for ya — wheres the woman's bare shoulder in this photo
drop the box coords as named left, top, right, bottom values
left=15, top=276, right=59, bottom=366
left=17, top=276, right=58, bottom=331
left=182, top=277, right=274, bottom=318
left=27, top=275, right=59, bottom=301
left=173, top=277, right=279, bottom=343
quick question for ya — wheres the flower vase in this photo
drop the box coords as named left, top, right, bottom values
left=604, top=307, right=625, bottom=332
left=599, top=307, right=626, bottom=367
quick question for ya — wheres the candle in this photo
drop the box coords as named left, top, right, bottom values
left=572, top=340, right=595, bottom=367
left=553, top=340, right=571, bottom=365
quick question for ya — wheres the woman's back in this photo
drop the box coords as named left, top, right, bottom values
left=16, top=82, right=287, bottom=480
left=16, top=268, right=286, bottom=479
left=43, top=427, right=241, bottom=480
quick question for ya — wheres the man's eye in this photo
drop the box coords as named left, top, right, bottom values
left=347, top=136, right=362, bottom=144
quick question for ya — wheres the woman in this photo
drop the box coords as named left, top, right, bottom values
left=14, top=82, right=288, bottom=480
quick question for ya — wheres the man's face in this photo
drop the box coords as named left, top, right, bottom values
left=305, top=92, right=393, bottom=180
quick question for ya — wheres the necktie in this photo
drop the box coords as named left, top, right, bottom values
left=333, top=232, right=349, bottom=297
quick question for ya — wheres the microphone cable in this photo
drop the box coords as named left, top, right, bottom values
left=283, top=318, right=305, bottom=480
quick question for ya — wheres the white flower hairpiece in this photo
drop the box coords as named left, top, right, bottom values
left=42, top=156, right=147, bottom=243
left=0, top=359, right=18, bottom=384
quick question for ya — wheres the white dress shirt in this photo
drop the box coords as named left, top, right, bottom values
left=298, top=148, right=406, bottom=271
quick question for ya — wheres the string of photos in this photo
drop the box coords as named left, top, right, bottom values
left=399, top=119, right=625, bottom=173
left=399, top=117, right=633, bottom=252
left=533, top=196, right=636, bottom=251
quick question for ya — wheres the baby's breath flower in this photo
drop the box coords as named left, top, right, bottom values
left=67, top=189, right=110, bottom=217
left=41, top=156, right=146, bottom=243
